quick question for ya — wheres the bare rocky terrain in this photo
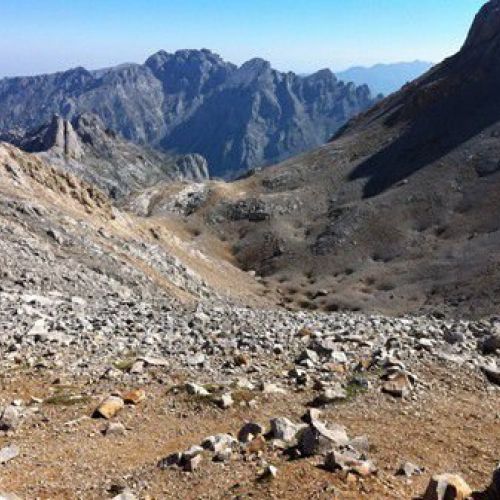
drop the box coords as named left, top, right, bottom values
left=1, top=113, right=209, bottom=199
left=0, top=2, right=499, bottom=499
left=0, top=126, right=499, bottom=499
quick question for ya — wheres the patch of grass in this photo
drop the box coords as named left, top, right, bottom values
left=52, top=384, right=80, bottom=393
left=202, top=383, right=225, bottom=394
left=113, top=353, right=137, bottom=372
left=344, top=379, right=369, bottom=401
left=232, top=389, right=257, bottom=405
left=44, top=394, right=91, bottom=406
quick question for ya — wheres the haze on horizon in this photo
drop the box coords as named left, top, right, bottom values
left=0, top=0, right=485, bottom=78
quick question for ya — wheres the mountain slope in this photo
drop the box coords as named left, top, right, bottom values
left=336, top=61, right=434, bottom=96
left=0, top=50, right=375, bottom=178
left=182, top=0, right=500, bottom=318
left=0, top=141, right=265, bottom=307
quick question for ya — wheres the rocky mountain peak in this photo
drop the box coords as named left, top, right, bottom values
left=226, top=58, right=274, bottom=88
left=240, top=58, right=272, bottom=72
left=145, top=48, right=235, bottom=96
left=240, top=58, right=273, bottom=77
left=463, top=0, right=500, bottom=49
left=308, top=68, right=336, bottom=80
left=145, top=48, right=229, bottom=68
left=15, top=114, right=84, bottom=159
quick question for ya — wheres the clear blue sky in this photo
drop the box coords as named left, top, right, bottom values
left=0, top=0, right=485, bottom=77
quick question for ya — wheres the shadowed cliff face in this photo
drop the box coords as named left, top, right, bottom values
left=192, top=0, right=500, bottom=318
left=0, top=50, right=375, bottom=179
left=347, top=0, right=500, bottom=198
left=463, top=0, right=500, bottom=49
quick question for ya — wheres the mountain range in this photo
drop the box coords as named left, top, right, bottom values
left=336, top=61, right=434, bottom=96
left=0, top=51, right=375, bottom=178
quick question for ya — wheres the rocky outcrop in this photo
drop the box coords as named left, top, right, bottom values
left=0, top=49, right=376, bottom=178
left=2, top=113, right=209, bottom=198
left=463, top=0, right=500, bottom=49
left=5, top=115, right=83, bottom=159
left=174, top=154, right=209, bottom=182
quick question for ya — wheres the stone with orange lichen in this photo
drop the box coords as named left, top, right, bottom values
left=123, top=389, right=146, bottom=405
left=94, top=395, right=124, bottom=419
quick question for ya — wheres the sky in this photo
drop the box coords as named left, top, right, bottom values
left=0, top=0, right=486, bottom=78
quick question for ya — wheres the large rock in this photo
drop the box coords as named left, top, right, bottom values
left=238, top=422, right=264, bottom=443
left=484, top=464, right=500, bottom=499
left=0, top=406, right=20, bottom=431
left=94, top=396, right=124, bottom=419
left=324, top=450, right=377, bottom=477
left=0, top=493, right=22, bottom=500
left=0, top=445, right=19, bottom=464
left=382, top=372, right=412, bottom=398
left=396, top=461, right=423, bottom=478
left=270, top=417, right=304, bottom=443
left=313, top=385, right=348, bottom=406
left=481, top=365, right=500, bottom=385
left=18, top=115, right=84, bottom=159
left=298, top=420, right=349, bottom=457
left=481, top=334, right=500, bottom=355
left=201, top=434, right=236, bottom=453
left=422, top=474, right=472, bottom=500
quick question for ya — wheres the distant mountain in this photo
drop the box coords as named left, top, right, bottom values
left=336, top=61, right=434, bottom=96
left=0, top=50, right=376, bottom=178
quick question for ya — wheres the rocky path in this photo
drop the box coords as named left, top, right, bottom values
left=0, top=293, right=498, bottom=498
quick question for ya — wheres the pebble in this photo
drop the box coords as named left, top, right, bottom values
left=0, top=445, right=19, bottom=464
left=238, top=422, right=264, bottom=443
left=259, top=465, right=278, bottom=481
left=214, top=392, right=233, bottom=409
left=185, top=383, right=210, bottom=397
left=396, top=461, right=424, bottom=477
left=123, top=389, right=146, bottom=405
left=105, top=422, right=126, bottom=436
